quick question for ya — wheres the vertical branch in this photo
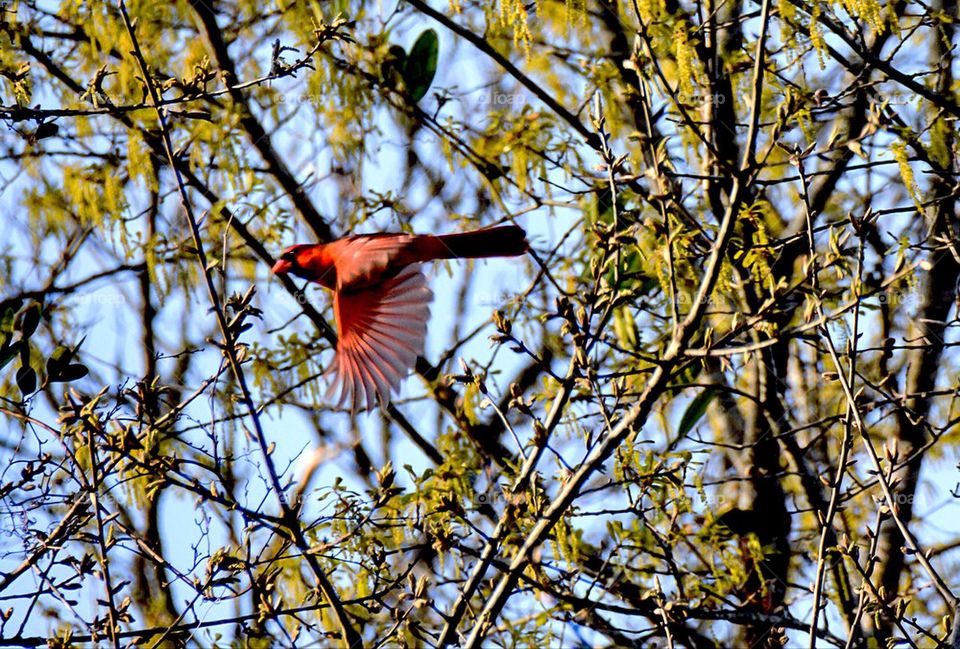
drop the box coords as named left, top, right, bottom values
left=84, top=420, right=121, bottom=649
left=116, top=3, right=362, bottom=646
left=803, top=156, right=859, bottom=645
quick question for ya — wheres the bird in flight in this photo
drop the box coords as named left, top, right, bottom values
left=272, top=225, right=529, bottom=413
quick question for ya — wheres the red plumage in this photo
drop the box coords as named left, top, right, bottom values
left=272, top=225, right=529, bottom=412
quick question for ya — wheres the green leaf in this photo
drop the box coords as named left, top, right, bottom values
left=677, top=388, right=718, bottom=439
left=403, top=29, right=438, bottom=103
left=613, top=306, right=638, bottom=350
left=33, top=122, right=59, bottom=141
left=47, top=345, right=73, bottom=370
left=0, top=342, right=20, bottom=372
left=16, top=365, right=37, bottom=396
left=0, top=306, right=18, bottom=335
left=49, top=364, right=88, bottom=383
left=20, top=303, right=41, bottom=338
left=591, top=184, right=614, bottom=227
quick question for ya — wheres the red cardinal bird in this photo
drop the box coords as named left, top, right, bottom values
left=272, top=225, right=529, bottom=413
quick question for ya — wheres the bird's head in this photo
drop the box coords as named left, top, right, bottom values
left=272, top=243, right=337, bottom=288
left=271, top=244, right=313, bottom=279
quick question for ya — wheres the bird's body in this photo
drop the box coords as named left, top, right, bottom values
left=272, top=225, right=529, bottom=413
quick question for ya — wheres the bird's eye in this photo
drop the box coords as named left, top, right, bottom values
left=280, top=250, right=296, bottom=261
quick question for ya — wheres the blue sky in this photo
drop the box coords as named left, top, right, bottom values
left=2, top=2, right=960, bottom=645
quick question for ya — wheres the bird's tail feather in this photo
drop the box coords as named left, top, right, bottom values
left=431, top=225, right=529, bottom=260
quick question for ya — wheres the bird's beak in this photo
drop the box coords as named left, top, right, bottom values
left=272, top=259, right=292, bottom=275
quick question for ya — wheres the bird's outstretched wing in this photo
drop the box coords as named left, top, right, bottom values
left=331, top=234, right=420, bottom=290
left=326, top=265, right=432, bottom=412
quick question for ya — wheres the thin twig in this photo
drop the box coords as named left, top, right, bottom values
left=116, top=3, right=362, bottom=646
